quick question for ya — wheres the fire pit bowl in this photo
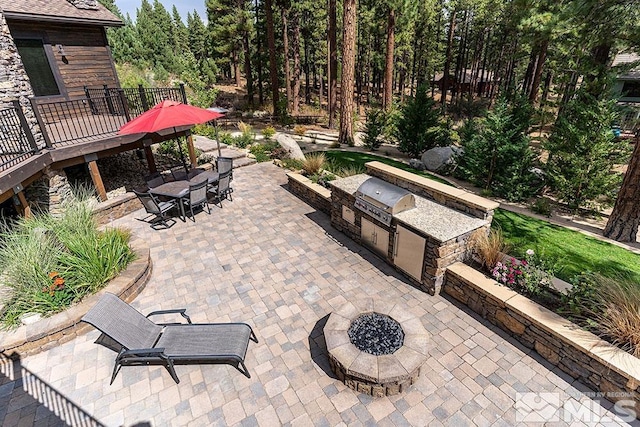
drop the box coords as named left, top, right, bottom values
left=324, top=298, right=429, bottom=397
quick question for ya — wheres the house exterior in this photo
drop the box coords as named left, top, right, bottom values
left=0, top=0, right=122, bottom=102
left=612, top=52, right=640, bottom=135
left=0, top=1, right=189, bottom=216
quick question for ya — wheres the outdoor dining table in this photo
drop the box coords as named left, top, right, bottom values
left=149, top=170, right=220, bottom=221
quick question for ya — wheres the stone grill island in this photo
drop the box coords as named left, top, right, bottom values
left=329, top=162, right=499, bottom=294
left=324, top=298, right=429, bottom=396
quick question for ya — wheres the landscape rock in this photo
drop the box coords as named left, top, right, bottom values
left=276, top=133, right=305, bottom=160
left=421, top=146, right=459, bottom=172
left=409, top=159, right=426, bottom=170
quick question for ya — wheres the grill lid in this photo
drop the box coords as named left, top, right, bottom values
left=355, top=177, right=415, bottom=214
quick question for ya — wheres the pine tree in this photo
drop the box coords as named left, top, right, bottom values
left=544, top=90, right=629, bottom=212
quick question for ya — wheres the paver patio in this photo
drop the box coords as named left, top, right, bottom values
left=1, top=162, right=636, bottom=426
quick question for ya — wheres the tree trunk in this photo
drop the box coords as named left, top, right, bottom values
left=304, top=34, right=311, bottom=104
left=529, top=38, right=549, bottom=103
left=243, top=31, right=254, bottom=107
left=264, top=0, right=279, bottom=116
left=328, top=0, right=338, bottom=128
left=604, top=136, right=640, bottom=242
left=383, top=8, right=395, bottom=111
left=339, top=0, right=357, bottom=146
left=282, top=7, right=291, bottom=111
left=255, top=0, right=264, bottom=105
left=441, top=7, right=457, bottom=110
left=233, top=50, right=241, bottom=87
left=291, top=9, right=301, bottom=115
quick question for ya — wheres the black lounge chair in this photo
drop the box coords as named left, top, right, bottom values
left=81, top=293, right=258, bottom=384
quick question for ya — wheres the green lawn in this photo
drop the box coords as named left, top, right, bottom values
left=493, top=209, right=640, bottom=283
left=321, top=150, right=452, bottom=185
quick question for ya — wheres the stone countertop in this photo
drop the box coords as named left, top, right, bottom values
left=331, top=174, right=488, bottom=242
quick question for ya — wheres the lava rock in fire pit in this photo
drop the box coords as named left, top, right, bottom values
left=348, top=313, right=404, bottom=356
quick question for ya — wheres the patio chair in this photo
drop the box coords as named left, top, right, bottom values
left=133, top=189, right=177, bottom=229
left=182, top=179, right=210, bottom=221
left=216, top=156, right=233, bottom=181
left=81, top=293, right=258, bottom=384
left=170, top=166, right=188, bottom=181
left=146, top=175, right=165, bottom=189
left=208, top=170, right=233, bottom=207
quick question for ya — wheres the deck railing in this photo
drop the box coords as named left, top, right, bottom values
left=31, top=85, right=187, bottom=147
left=0, top=101, right=40, bottom=172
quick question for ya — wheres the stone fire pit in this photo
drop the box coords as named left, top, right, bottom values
left=324, top=298, right=429, bottom=396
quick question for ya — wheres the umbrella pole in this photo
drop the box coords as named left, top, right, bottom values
left=173, top=127, right=189, bottom=174
left=214, top=122, right=222, bottom=158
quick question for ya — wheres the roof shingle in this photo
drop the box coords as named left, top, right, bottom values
left=0, top=0, right=122, bottom=26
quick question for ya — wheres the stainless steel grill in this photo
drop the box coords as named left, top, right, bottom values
left=354, top=177, right=415, bottom=225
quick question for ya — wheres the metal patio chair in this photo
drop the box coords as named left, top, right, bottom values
left=216, top=156, right=233, bottom=181
left=182, top=179, right=210, bottom=221
left=133, top=189, right=177, bottom=229
left=207, top=170, right=233, bottom=207
left=81, top=293, right=258, bottom=384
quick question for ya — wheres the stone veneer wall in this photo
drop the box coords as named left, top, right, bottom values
left=365, top=161, right=498, bottom=221
left=0, top=242, right=151, bottom=358
left=25, top=168, right=73, bottom=216
left=93, top=192, right=143, bottom=225
left=286, top=172, right=332, bottom=215
left=0, top=10, right=45, bottom=149
left=443, top=262, right=640, bottom=417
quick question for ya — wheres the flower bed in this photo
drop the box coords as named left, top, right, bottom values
left=443, top=262, right=640, bottom=419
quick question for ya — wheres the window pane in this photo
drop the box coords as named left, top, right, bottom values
left=622, top=82, right=640, bottom=98
left=15, top=39, right=60, bottom=97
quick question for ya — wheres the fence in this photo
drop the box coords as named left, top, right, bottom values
left=0, top=101, right=40, bottom=172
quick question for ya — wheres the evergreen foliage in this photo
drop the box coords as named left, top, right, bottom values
left=544, top=90, right=630, bottom=212
left=362, top=109, right=386, bottom=150
left=393, top=85, right=440, bottom=158
left=456, top=98, right=541, bottom=202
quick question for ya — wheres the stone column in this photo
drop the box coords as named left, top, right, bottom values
left=0, top=10, right=45, bottom=149
left=25, top=168, right=72, bottom=216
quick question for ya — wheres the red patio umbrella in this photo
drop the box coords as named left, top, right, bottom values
left=118, top=100, right=224, bottom=172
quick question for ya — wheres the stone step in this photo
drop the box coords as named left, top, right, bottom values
left=233, top=157, right=257, bottom=168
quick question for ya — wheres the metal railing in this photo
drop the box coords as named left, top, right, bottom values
left=0, top=101, right=40, bottom=172
left=31, top=85, right=188, bottom=147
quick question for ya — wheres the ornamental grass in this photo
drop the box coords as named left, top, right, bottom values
left=0, top=190, right=134, bottom=329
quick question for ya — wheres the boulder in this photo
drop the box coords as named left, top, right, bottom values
left=421, top=146, right=458, bottom=172
left=409, top=159, right=426, bottom=170
left=276, top=133, right=305, bottom=160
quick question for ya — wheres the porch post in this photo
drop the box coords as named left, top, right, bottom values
left=186, top=130, right=197, bottom=168
left=85, top=154, right=107, bottom=202
left=143, top=138, right=157, bottom=174
left=13, top=186, right=32, bottom=218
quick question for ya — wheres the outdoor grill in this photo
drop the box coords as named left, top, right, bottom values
left=354, top=177, right=416, bottom=226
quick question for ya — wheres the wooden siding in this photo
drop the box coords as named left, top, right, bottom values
left=7, top=20, right=119, bottom=100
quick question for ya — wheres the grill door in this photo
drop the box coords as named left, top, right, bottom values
left=394, top=224, right=426, bottom=281
left=361, top=218, right=389, bottom=257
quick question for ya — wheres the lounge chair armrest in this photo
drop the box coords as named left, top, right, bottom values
left=146, top=309, right=192, bottom=324
left=118, top=348, right=166, bottom=358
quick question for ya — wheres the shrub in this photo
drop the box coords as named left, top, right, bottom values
left=469, top=228, right=509, bottom=271
left=455, top=98, right=541, bottom=202
left=293, top=125, right=307, bottom=137
left=362, top=108, right=386, bottom=151
left=269, top=146, right=290, bottom=160
left=393, top=84, right=440, bottom=158
left=249, top=141, right=280, bottom=163
left=0, top=192, right=134, bottom=328
left=262, top=126, right=276, bottom=140
left=281, top=158, right=304, bottom=170
left=217, top=131, right=234, bottom=146
left=234, top=121, right=254, bottom=148
left=530, top=198, right=552, bottom=217
left=302, top=152, right=326, bottom=176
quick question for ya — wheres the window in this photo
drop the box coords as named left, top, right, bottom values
left=14, top=39, right=61, bottom=97
left=621, top=81, right=640, bottom=98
